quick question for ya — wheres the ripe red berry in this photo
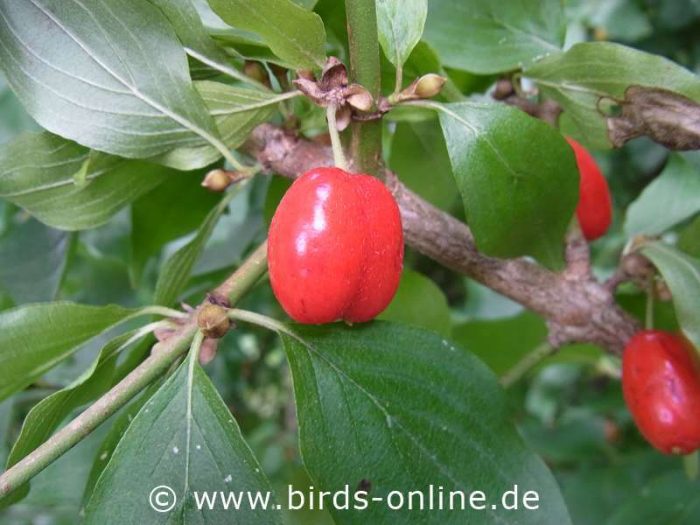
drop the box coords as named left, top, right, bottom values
left=268, top=167, right=404, bottom=324
left=566, top=137, right=612, bottom=241
left=622, top=330, right=700, bottom=454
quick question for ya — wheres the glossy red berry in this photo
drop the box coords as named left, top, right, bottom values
left=622, top=330, right=700, bottom=454
left=268, top=167, right=404, bottom=324
left=566, top=137, right=612, bottom=241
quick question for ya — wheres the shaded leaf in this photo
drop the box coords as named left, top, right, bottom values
left=154, top=189, right=237, bottom=305
left=388, top=119, right=459, bottom=211
left=452, top=312, right=547, bottom=375
left=130, top=172, right=219, bottom=285
left=379, top=270, right=451, bottom=337
left=608, top=471, right=700, bottom=525
left=0, top=217, right=70, bottom=303
left=0, top=302, right=134, bottom=401
left=0, top=133, right=170, bottom=230
left=281, top=322, right=571, bottom=524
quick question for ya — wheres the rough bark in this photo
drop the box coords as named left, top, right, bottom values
left=245, top=124, right=639, bottom=353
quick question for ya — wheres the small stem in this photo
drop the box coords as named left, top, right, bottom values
left=188, top=330, right=205, bottom=365
left=345, top=0, right=382, bottom=175
left=394, top=63, right=403, bottom=95
left=645, top=275, right=655, bottom=330
left=228, top=308, right=294, bottom=337
left=500, top=342, right=556, bottom=388
left=213, top=241, right=268, bottom=305
left=326, top=105, right=349, bottom=170
left=0, top=240, right=270, bottom=500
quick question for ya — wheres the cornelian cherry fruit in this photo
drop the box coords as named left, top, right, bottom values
left=622, top=330, right=700, bottom=454
left=566, top=137, right=612, bottom=241
left=268, top=167, right=404, bottom=324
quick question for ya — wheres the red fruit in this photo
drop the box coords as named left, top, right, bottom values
left=268, top=167, right=403, bottom=324
left=622, top=330, right=700, bottom=454
left=566, top=137, right=612, bottom=241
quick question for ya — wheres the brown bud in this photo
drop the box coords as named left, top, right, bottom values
left=345, top=84, right=373, bottom=112
left=202, top=169, right=232, bottom=192
left=197, top=303, right=231, bottom=339
left=621, top=252, right=654, bottom=279
left=414, top=74, right=446, bottom=99
left=655, top=279, right=673, bottom=302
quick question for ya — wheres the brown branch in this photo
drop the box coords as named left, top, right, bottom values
left=245, top=124, right=639, bottom=353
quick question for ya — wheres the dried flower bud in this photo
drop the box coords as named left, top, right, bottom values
left=201, top=169, right=232, bottom=192
left=197, top=303, right=231, bottom=339
left=414, top=74, right=446, bottom=99
left=345, top=84, right=373, bottom=112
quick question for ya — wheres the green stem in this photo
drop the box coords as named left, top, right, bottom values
left=326, top=105, right=349, bottom=170
left=213, top=241, right=269, bottom=305
left=394, top=63, right=403, bottom=95
left=645, top=275, right=655, bottom=330
left=345, top=0, right=382, bottom=175
left=500, top=342, right=556, bottom=388
left=228, top=308, right=294, bottom=337
left=0, top=240, right=270, bottom=500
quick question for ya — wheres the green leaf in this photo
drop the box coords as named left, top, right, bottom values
left=281, top=322, right=572, bottom=524
left=85, top=352, right=281, bottom=523
left=0, top=0, right=221, bottom=159
left=0, top=133, right=171, bottom=230
left=0, top=302, right=133, bottom=401
left=641, top=242, right=700, bottom=353
left=149, top=0, right=250, bottom=84
left=388, top=119, right=459, bottom=211
left=424, top=0, right=565, bottom=74
left=207, top=0, right=326, bottom=69
left=378, top=270, right=451, bottom=337
left=4, top=331, right=151, bottom=503
left=625, top=153, right=700, bottom=236
left=152, top=81, right=285, bottom=170
left=525, top=42, right=700, bottom=149
left=376, top=0, right=427, bottom=70
left=154, top=189, right=237, bottom=305
left=0, top=218, right=70, bottom=303
left=435, top=101, right=578, bottom=267
left=130, top=172, right=220, bottom=285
